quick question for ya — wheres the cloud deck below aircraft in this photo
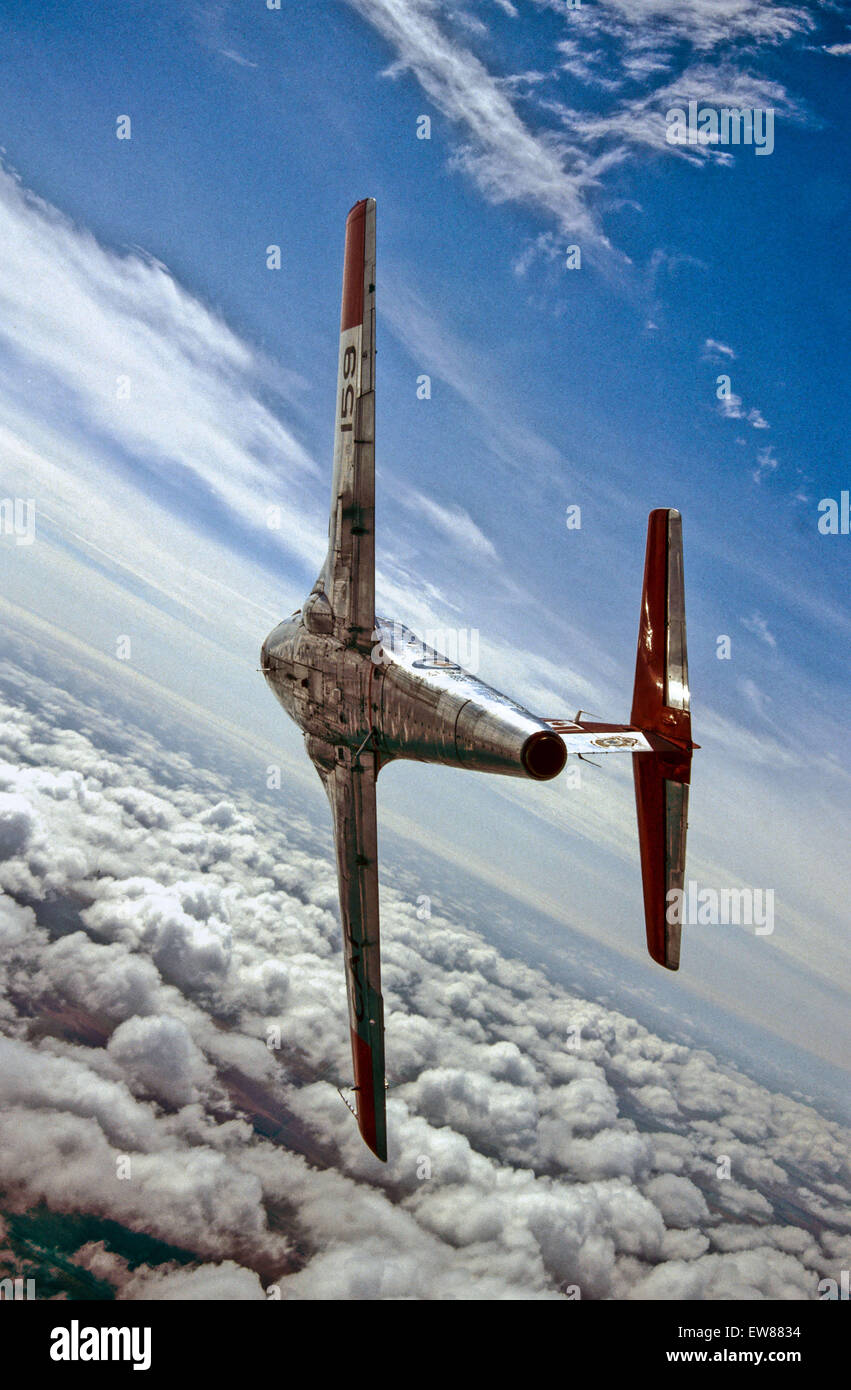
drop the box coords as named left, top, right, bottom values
left=0, top=628, right=847, bottom=1300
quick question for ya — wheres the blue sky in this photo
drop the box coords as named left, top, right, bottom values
left=0, top=0, right=849, bottom=1111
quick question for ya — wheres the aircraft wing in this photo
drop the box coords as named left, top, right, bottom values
left=312, top=743, right=387, bottom=1160
left=318, top=197, right=376, bottom=652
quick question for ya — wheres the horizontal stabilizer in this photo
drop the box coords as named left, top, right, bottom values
left=543, top=721, right=653, bottom=756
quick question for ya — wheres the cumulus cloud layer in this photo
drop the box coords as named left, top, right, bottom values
left=0, top=645, right=848, bottom=1301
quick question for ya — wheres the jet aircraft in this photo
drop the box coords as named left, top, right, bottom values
left=262, top=199, right=697, bottom=1160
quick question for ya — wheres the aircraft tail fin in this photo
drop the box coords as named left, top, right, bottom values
left=630, top=509, right=694, bottom=971
left=544, top=512, right=696, bottom=969
left=631, top=509, right=691, bottom=745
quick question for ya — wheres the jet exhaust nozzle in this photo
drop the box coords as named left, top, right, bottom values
left=521, top=730, right=567, bottom=781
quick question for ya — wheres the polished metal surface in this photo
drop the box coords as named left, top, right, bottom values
left=665, top=510, right=689, bottom=712
left=262, top=613, right=567, bottom=783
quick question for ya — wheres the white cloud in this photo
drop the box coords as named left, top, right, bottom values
left=218, top=49, right=259, bottom=69
left=399, top=489, right=498, bottom=558
left=592, top=0, right=814, bottom=51
left=549, top=63, right=803, bottom=169
left=107, top=1014, right=216, bottom=1108
left=0, top=657, right=847, bottom=1300
left=0, top=161, right=324, bottom=580
left=753, top=443, right=779, bottom=483
left=343, top=0, right=819, bottom=293
left=741, top=613, right=777, bottom=648
left=719, top=391, right=746, bottom=420
left=739, top=677, right=772, bottom=718
left=535, top=0, right=815, bottom=71
left=345, top=0, right=612, bottom=251
left=703, top=338, right=737, bottom=360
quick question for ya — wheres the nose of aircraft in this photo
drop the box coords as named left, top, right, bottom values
left=260, top=629, right=277, bottom=673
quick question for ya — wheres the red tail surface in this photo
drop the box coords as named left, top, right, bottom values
left=631, top=509, right=695, bottom=970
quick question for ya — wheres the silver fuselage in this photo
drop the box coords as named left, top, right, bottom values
left=261, top=613, right=566, bottom=781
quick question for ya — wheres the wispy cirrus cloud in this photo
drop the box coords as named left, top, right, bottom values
left=398, top=489, right=498, bottom=559
left=344, top=0, right=819, bottom=261
left=719, top=390, right=747, bottom=420
left=753, top=443, right=779, bottom=483
left=0, top=161, right=322, bottom=575
left=381, top=272, right=563, bottom=475
left=545, top=64, right=805, bottom=168
left=717, top=393, right=771, bottom=430
left=703, top=339, right=737, bottom=361
left=534, top=0, right=816, bottom=70
left=344, top=0, right=615, bottom=253
left=741, top=613, right=777, bottom=647
left=583, top=0, right=815, bottom=51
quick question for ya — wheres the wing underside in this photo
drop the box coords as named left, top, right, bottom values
left=312, top=745, right=386, bottom=1160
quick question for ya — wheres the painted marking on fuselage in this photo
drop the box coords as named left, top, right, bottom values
left=411, top=657, right=461, bottom=671
left=339, top=341, right=358, bottom=434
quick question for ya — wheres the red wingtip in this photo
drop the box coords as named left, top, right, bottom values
left=340, top=200, right=371, bottom=333
left=340, top=201, right=372, bottom=333
left=350, top=1028, right=387, bottom=1161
